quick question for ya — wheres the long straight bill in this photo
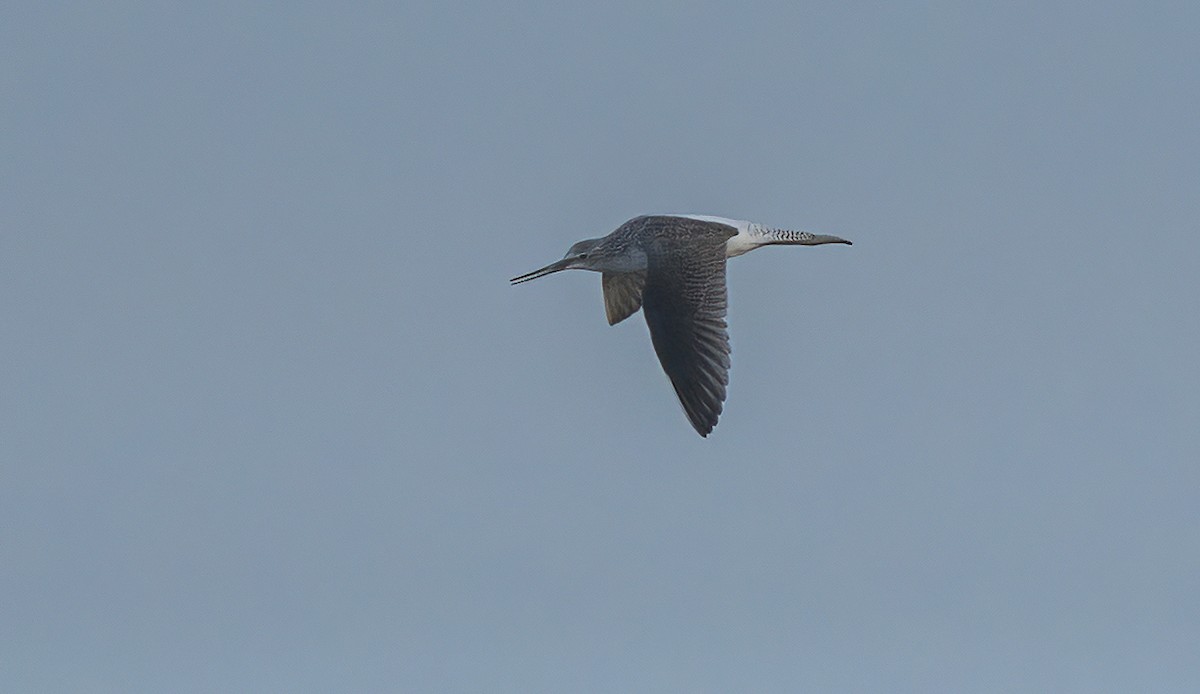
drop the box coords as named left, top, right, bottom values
left=510, top=258, right=575, bottom=284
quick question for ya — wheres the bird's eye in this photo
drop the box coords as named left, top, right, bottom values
left=577, top=252, right=588, bottom=259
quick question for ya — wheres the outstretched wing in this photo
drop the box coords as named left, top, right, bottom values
left=639, top=218, right=736, bottom=436
left=602, top=271, right=646, bottom=325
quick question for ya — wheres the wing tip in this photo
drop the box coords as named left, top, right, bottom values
left=684, top=402, right=722, bottom=437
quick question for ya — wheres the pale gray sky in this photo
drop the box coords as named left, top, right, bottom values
left=4, top=2, right=1199, bottom=692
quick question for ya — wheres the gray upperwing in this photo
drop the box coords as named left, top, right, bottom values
left=639, top=218, right=736, bottom=436
left=602, top=271, right=646, bottom=325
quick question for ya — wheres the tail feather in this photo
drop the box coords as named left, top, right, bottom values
left=758, top=226, right=853, bottom=246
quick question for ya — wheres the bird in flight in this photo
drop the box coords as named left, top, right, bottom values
left=511, top=214, right=851, bottom=436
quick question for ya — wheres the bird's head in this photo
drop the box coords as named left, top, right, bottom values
left=510, top=238, right=605, bottom=284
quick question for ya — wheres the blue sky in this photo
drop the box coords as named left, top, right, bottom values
left=4, top=2, right=1199, bottom=691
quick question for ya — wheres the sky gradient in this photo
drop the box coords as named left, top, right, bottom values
left=4, top=2, right=1199, bottom=691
